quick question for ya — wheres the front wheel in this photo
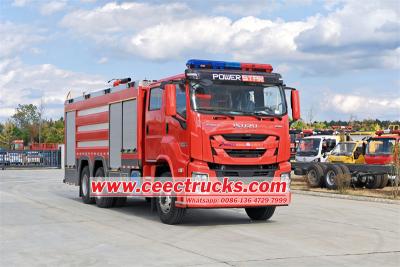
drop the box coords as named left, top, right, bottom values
left=245, top=206, right=276, bottom=221
left=156, top=172, right=186, bottom=225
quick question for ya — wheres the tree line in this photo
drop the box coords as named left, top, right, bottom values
left=0, top=104, right=64, bottom=149
left=291, top=119, right=400, bottom=131
left=0, top=104, right=399, bottom=149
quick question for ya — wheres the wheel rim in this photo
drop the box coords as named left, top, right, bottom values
left=366, top=175, right=374, bottom=186
left=159, top=196, right=172, bottom=214
left=326, top=170, right=336, bottom=186
left=308, top=170, right=318, bottom=184
left=82, top=174, right=88, bottom=196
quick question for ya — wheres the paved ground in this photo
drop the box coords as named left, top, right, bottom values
left=0, top=169, right=399, bottom=266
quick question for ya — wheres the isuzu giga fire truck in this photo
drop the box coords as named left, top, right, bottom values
left=64, top=59, right=301, bottom=224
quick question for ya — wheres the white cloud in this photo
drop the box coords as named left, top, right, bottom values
left=322, top=93, right=400, bottom=120
left=0, top=58, right=106, bottom=120
left=127, top=15, right=315, bottom=61
left=12, top=0, right=31, bottom=7
left=60, top=2, right=191, bottom=41
left=212, top=0, right=312, bottom=16
left=296, top=1, right=400, bottom=54
left=0, top=21, right=45, bottom=58
left=97, top=57, right=108, bottom=64
left=40, top=1, right=67, bottom=15
left=59, top=0, right=399, bottom=73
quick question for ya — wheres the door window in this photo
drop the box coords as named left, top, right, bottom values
left=149, top=88, right=162, bottom=110
left=176, top=84, right=187, bottom=119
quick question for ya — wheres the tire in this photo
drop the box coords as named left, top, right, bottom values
left=317, top=163, right=328, bottom=187
left=245, top=206, right=276, bottom=221
left=306, top=163, right=324, bottom=188
left=378, top=174, right=389, bottom=189
left=113, top=197, right=127, bottom=207
left=389, top=176, right=399, bottom=187
left=324, top=164, right=344, bottom=190
left=94, top=167, right=114, bottom=208
left=80, top=166, right=95, bottom=204
left=156, top=172, right=186, bottom=225
left=337, top=164, right=351, bottom=188
left=365, top=175, right=382, bottom=189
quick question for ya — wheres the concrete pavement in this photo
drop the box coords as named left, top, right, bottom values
left=0, top=169, right=399, bottom=266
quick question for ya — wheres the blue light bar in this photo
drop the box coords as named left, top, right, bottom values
left=186, top=59, right=241, bottom=70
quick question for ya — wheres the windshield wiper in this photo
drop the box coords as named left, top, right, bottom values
left=196, top=109, right=235, bottom=119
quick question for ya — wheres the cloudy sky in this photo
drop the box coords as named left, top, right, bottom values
left=0, top=0, right=399, bottom=121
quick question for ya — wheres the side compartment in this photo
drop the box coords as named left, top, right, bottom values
left=64, top=111, right=78, bottom=184
left=109, top=103, right=122, bottom=169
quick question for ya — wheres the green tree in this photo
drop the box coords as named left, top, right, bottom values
left=291, top=119, right=307, bottom=130
left=42, top=118, right=64, bottom=143
left=11, top=104, right=41, bottom=143
left=312, top=121, right=327, bottom=130
left=0, top=121, right=18, bottom=149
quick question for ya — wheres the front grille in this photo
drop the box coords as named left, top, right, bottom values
left=225, top=149, right=266, bottom=158
left=221, top=133, right=267, bottom=142
left=208, top=163, right=277, bottom=183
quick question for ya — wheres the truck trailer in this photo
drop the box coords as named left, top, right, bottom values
left=63, top=59, right=301, bottom=224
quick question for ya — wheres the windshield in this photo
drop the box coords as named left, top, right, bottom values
left=190, top=81, right=286, bottom=116
left=331, top=143, right=356, bottom=156
left=297, top=138, right=321, bottom=156
left=366, top=138, right=396, bottom=155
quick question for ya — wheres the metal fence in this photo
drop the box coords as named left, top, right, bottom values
left=0, top=150, right=61, bottom=169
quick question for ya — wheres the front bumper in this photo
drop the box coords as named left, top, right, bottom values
left=175, top=160, right=292, bottom=208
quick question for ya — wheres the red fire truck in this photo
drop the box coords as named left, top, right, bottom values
left=64, top=59, right=300, bottom=224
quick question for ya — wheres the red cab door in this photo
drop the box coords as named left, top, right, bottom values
left=145, top=87, right=164, bottom=161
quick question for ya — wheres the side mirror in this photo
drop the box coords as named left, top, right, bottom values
left=291, top=90, right=300, bottom=121
left=165, top=84, right=176, bottom=117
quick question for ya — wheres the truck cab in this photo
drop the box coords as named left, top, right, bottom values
left=295, top=135, right=340, bottom=163
left=155, top=60, right=300, bottom=192
left=327, top=141, right=366, bottom=164
left=365, top=130, right=399, bottom=165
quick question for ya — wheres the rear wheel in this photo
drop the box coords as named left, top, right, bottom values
left=80, top=166, right=95, bottom=204
left=337, top=164, right=351, bottom=188
left=378, top=174, right=389, bottom=189
left=245, top=206, right=276, bottom=221
left=156, top=172, right=186, bottom=225
left=113, top=197, right=127, bottom=207
left=324, top=164, right=344, bottom=190
left=94, top=167, right=114, bottom=208
left=365, top=175, right=382, bottom=189
left=306, top=163, right=324, bottom=188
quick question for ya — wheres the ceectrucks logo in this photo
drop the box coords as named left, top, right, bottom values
left=233, top=123, right=258, bottom=129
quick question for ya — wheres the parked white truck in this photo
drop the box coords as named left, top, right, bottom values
left=295, top=135, right=341, bottom=163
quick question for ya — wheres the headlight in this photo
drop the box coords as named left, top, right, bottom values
left=192, top=172, right=209, bottom=193
left=312, top=158, right=320, bottom=162
left=192, top=172, right=209, bottom=182
left=280, top=172, right=291, bottom=192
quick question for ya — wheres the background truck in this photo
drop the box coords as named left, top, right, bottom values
left=64, top=59, right=301, bottom=224
left=327, top=140, right=366, bottom=164
left=295, top=135, right=340, bottom=163
left=293, top=131, right=398, bottom=189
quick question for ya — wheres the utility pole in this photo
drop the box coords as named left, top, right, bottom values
left=307, top=107, right=314, bottom=128
left=38, top=98, right=45, bottom=144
